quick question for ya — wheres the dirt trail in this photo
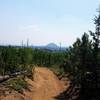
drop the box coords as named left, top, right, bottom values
left=24, top=67, right=68, bottom=100
left=1, top=67, right=69, bottom=100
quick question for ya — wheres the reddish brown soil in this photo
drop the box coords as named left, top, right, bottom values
left=0, top=67, right=69, bottom=100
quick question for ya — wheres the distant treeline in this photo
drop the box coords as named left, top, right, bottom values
left=0, top=46, right=65, bottom=75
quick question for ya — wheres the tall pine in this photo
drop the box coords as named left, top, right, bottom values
left=89, top=7, right=100, bottom=88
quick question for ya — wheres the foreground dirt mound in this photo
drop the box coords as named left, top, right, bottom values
left=1, top=67, right=69, bottom=100
left=24, top=67, right=68, bottom=100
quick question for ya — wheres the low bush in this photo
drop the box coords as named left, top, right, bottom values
left=6, top=77, right=27, bottom=93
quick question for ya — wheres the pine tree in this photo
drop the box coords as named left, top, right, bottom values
left=89, top=8, right=100, bottom=68
left=89, top=7, right=100, bottom=88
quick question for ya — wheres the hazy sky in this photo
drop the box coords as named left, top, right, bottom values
left=0, top=0, right=99, bottom=46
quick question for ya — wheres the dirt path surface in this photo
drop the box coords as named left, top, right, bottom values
left=24, top=67, right=68, bottom=100
left=1, top=67, right=69, bottom=100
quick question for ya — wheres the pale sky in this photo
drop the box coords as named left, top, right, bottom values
left=0, top=0, right=99, bottom=47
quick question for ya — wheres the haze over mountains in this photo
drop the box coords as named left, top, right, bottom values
left=32, top=43, right=66, bottom=51
left=0, top=43, right=66, bottom=52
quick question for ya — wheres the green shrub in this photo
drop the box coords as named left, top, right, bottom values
left=6, top=77, right=27, bottom=93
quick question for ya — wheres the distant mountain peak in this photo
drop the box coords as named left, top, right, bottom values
left=31, top=43, right=66, bottom=51
left=46, top=43, right=58, bottom=48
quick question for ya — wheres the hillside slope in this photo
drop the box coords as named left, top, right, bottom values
left=1, top=67, right=69, bottom=100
